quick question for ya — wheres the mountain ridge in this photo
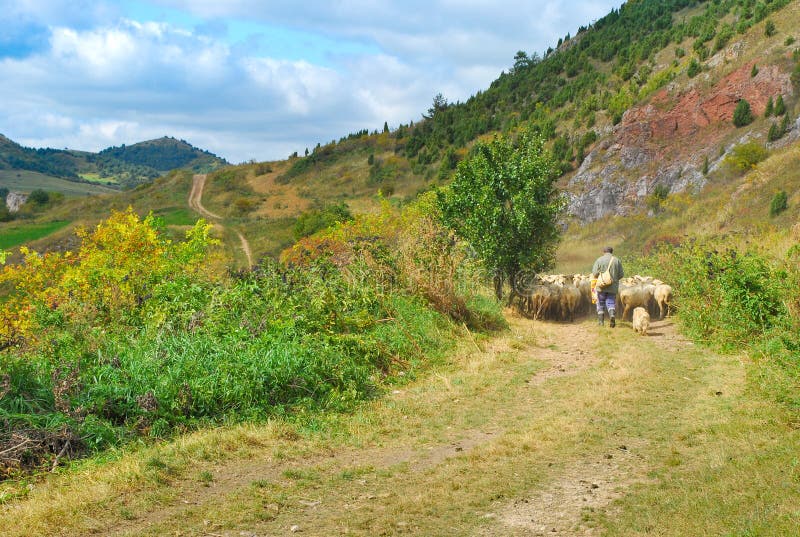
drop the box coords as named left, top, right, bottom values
left=0, top=134, right=227, bottom=192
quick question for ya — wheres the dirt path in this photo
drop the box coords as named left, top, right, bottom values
left=188, top=174, right=253, bottom=267
left=6, top=312, right=799, bottom=536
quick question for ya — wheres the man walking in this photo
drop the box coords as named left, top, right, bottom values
left=592, top=246, right=624, bottom=327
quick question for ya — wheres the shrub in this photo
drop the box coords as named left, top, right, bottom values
left=645, top=184, right=671, bottom=214
left=254, top=162, right=272, bottom=175
left=733, top=99, right=754, bottom=127
left=751, top=64, right=759, bottom=78
left=293, top=202, right=353, bottom=240
left=639, top=242, right=791, bottom=351
left=687, top=58, right=702, bottom=78
left=765, top=20, right=776, bottom=37
left=27, top=189, right=49, bottom=206
left=770, top=191, right=788, bottom=216
left=234, top=197, right=256, bottom=214
left=724, top=141, right=768, bottom=172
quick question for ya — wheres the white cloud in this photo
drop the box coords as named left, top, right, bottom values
left=0, top=1, right=623, bottom=163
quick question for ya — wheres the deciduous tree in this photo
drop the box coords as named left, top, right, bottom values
left=437, top=129, right=564, bottom=301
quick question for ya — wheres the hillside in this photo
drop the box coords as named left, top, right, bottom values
left=0, top=134, right=227, bottom=192
left=98, top=136, right=228, bottom=173
left=4, top=0, right=800, bottom=265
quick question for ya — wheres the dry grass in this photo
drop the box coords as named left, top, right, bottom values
left=3, top=314, right=798, bottom=536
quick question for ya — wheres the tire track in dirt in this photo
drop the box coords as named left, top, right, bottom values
left=188, top=174, right=253, bottom=267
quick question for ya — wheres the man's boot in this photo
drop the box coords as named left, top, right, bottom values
left=609, top=311, right=616, bottom=328
left=597, top=313, right=604, bottom=326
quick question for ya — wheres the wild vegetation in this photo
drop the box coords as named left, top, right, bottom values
left=0, top=199, right=502, bottom=477
left=2, top=1, right=800, bottom=533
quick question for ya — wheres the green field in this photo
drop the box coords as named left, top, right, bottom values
left=78, top=173, right=118, bottom=185
left=152, top=207, right=198, bottom=226
left=0, top=220, right=71, bottom=250
left=0, top=170, right=117, bottom=197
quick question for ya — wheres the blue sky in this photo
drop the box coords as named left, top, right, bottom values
left=0, top=0, right=622, bottom=163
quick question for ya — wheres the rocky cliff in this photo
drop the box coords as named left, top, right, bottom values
left=566, top=47, right=797, bottom=223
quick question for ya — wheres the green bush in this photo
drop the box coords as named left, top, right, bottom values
left=27, top=189, right=49, bottom=206
left=770, top=190, right=788, bottom=216
left=293, top=203, right=353, bottom=240
left=687, top=58, right=702, bottom=78
left=765, top=96, right=774, bottom=117
left=640, top=242, right=791, bottom=351
left=724, top=141, right=768, bottom=172
left=1, top=202, right=503, bottom=473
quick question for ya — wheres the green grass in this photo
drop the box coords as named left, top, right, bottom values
left=152, top=207, right=197, bottom=226
left=78, top=173, right=118, bottom=185
left=0, top=170, right=117, bottom=197
left=6, top=313, right=799, bottom=536
left=0, top=220, right=71, bottom=249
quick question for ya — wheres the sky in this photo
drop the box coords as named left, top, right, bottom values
left=0, top=1, right=622, bottom=164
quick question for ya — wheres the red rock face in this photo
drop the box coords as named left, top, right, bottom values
left=618, top=63, right=792, bottom=149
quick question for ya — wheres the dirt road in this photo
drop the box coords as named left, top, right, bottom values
left=10, top=312, right=797, bottom=536
left=188, top=173, right=253, bottom=267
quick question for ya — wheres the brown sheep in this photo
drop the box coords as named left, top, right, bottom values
left=559, top=284, right=582, bottom=322
left=532, top=284, right=554, bottom=320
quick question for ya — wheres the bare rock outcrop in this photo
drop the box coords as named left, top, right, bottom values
left=6, top=192, right=28, bottom=212
left=567, top=57, right=794, bottom=223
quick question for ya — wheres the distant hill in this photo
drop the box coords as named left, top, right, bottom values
left=0, top=134, right=227, bottom=191
left=0, top=134, right=83, bottom=180
left=98, top=136, right=228, bottom=173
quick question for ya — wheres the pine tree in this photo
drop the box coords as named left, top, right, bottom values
left=764, top=96, right=774, bottom=117
left=733, top=99, right=754, bottom=127
left=774, top=95, right=786, bottom=116
left=768, top=122, right=782, bottom=142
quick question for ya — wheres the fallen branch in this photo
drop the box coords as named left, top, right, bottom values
left=51, top=440, right=71, bottom=472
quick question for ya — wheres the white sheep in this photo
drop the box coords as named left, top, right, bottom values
left=619, top=283, right=655, bottom=321
left=653, top=284, right=673, bottom=319
left=632, top=307, right=650, bottom=335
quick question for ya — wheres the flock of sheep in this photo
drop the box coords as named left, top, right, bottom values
left=513, top=273, right=673, bottom=335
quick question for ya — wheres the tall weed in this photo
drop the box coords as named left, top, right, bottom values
left=637, top=240, right=800, bottom=410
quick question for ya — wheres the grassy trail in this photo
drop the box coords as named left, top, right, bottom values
left=188, top=173, right=253, bottom=267
left=3, top=314, right=799, bottom=536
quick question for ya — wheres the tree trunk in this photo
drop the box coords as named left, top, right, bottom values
left=506, top=269, right=518, bottom=307
left=493, top=273, right=504, bottom=301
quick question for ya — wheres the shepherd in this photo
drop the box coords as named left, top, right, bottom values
left=591, top=246, right=624, bottom=327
